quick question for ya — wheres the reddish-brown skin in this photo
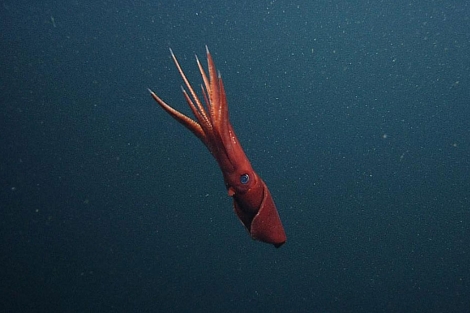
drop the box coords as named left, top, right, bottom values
left=149, top=47, right=286, bottom=247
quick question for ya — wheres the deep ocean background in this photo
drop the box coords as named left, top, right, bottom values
left=1, top=1, right=469, bottom=312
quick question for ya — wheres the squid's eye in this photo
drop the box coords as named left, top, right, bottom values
left=240, top=173, right=250, bottom=184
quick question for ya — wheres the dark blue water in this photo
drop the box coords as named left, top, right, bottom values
left=1, top=1, right=469, bottom=312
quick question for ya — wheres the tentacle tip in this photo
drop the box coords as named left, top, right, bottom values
left=147, top=88, right=155, bottom=95
left=169, top=47, right=174, bottom=55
